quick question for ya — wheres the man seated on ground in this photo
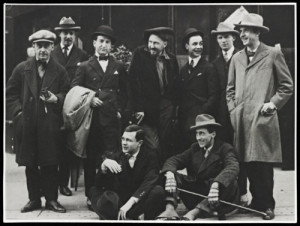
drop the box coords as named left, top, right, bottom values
left=89, top=124, right=165, bottom=220
left=156, top=114, right=240, bottom=220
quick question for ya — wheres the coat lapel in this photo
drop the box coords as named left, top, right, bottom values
left=65, top=46, right=79, bottom=67
left=53, top=45, right=67, bottom=66
left=24, top=58, right=38, bottom=99
left=41, top=58, right=58, bottom=90
left=89, top=55, right=105, bottom=78
left=101, top=56, right=118, bottom=87
left=246, top=43, right=269, bottom=70
left=188, top=57, right=205, bottom=81
left=238, top=49, right=248, bottom=69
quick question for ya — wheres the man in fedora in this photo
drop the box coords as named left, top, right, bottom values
left=6, top=30, right=69, bottom=213
left=178, top=28, right=219, bottom=152
left=128, top=27, right=181, bottom=166
left=90, top=125, right=165, bottom=220
left=227, top=13, right=294, bottom=220
left=71, top=24, right=128, bottom=210
left=155, top=114, right=239, bottom=220
left=52, top=17, right=89, bottom=197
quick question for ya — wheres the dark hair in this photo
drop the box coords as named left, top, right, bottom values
left=186, top=33, right=204, bottom=46
left=124, top=124, right=145, bottom=141
left=92, top=34, right=114, bottom=44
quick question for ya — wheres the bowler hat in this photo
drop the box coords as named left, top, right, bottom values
left=144, top=26, right=174, bottom=43
left=190, top=114, right=221, bottom=130
left=54, top=17, right=81, bottom=31
left=182, top=28, right=204, bottom=51
left=234, top=13, right=270, bottom=33
left=211, top=22, right=239, bottom=36
left=28, top=30, right=56, bottom=43
left=92, top=190, right=119, bottom=220
left=92, top=25, right=116, bottom=43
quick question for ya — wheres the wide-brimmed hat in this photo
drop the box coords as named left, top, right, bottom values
left=234, top=13, right=270, bottom=33
left=144, top=26, right=174, bottom=43
left=182, top=28, right=204, bottom=51
left=211, top=22, right=240, bottom=36
left=54, top=17, right=81, bottom=31
left=28, top=30, right=56, bottom=43
left=92, top=190, right=119, bottom=220
left=190, top=114, right=221, bottom=130
left=92, top=25, right=116, bottom=43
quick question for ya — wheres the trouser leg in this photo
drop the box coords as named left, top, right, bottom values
left=238, top=162, right=248, bottom=196
left=40, top=165, right=59, bottom=201
left=25, top=165, right=41, bottom=201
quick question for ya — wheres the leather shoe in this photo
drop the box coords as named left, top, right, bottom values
left=263, top=208, right=275, bottom=220
left=21, top=200, right=42, bottom=213
left=45, top=200, right=66, bottom=213
left=60, top=186, right=72, bottom=196
left=87, top=198, right=94, bottom=212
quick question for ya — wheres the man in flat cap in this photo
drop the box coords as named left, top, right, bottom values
left=155, top=114, right=239, bottom=220
left=71, top=25, right=128, bottom=210
left=6, top=30, right=69, bottom=213
left=52, top=16, right=89, bottom=197
left=178, top=28, right=219, bottom=152
left=128, top=27, right=181, bottom=166
left=227, top=13, right=294, bottom=220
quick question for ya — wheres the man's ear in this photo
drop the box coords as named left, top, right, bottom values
left=138, top=140, right=144, bottom=147
left=163, top=41, right=167, bottom=48
left=185, top=43, right=189, bottom=51
left=211, top=131, right=216, bottom=138
left=233, top=36, right=236, bottom=41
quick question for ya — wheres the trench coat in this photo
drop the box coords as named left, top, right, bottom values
left=6, top=57, right=70, bottom=166
left=226, top=43, right=293, bottom=162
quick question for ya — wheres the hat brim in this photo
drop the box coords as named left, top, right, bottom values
left=234, top=24, right=270, bottom=33
left=182, top=31, right=204, bottom=51
left=32, top=39, right=54, bottom=43
left=92, top=32, right=115, bottom=43
left=190, top=122, right=222, bottom=131
left=143, top=27, right=174, bottom=42
left=54, top=26, right=81, bottom=31
left=211, top=30, right=240, bottom=36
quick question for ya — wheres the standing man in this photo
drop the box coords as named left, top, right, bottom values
left=71, top=25, right=128, bottom=210
left=52, top=17, right=89, bottom=197
left=6, top=30, right=69, bottom=213
left=227, top=13, right=294, bottom=220
left=178, top=28, right=219, bottom=151
left=128, top=27, right=180, bottom=165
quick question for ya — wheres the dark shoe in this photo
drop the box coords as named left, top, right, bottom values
left=45, top=200, right=66, bottom=213
left=87, top=198, right=94, bottom=212
left=60, top=186, right=72, bottom=196
left=263, top=208, right=275, bottom=220
left=21, top=200, right=42, bottom=213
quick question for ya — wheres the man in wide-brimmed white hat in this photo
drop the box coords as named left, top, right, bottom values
left=226, top=13, right=294, bottom=220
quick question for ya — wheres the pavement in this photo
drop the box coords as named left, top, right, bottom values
left=3, top=152, right=297, bottom=223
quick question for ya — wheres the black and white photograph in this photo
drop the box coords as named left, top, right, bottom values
left=3, top=3, right=296, bottom=223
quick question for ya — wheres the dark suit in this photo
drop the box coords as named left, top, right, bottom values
left=71, top=55, right=128, bottom=197
left=178, top=57, right=219, bottom=150
left=161, top=139, right=240, bottom=215
left=51, top=44, right=89, bottom=188
left=211, top=48, right=238, bottom=145
left=6, top=57, right=70, bottom=201
left=90, top=146, right=165, bottom=220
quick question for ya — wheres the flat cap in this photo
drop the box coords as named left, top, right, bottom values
left=28, top=30, right=56, bottom=43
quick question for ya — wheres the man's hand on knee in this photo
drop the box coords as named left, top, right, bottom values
left=165, top=171, right=177, bottom=193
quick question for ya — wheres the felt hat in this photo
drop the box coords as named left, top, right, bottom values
left=92, top=25, right=116, bottom=43
left=54, top=17, right=81, bottom=31
left=211, top=22, right=240, bottom=36
left=190, top=114, right=221, bottom=130
left=234, top=13, right=270, bottom=33
left=182, top=27, right=204, bottom=50
left=143, top=26, right=174, bottom=43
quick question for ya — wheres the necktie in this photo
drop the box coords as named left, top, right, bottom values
left=37, top=61, right=46, bottom=79
left=188, top=59, right=194, bottom=74
left=204, top=149, right=210, bottom=158
left=247, top=50, right=255, bottom=57
left=126, top=154, right=134, bottom=168
left=223, top=51, right=229, bottom=62
left=63, top=46, right=68, bottom=58
left=99, top=55, right=109, bottom=61
left=156, top=57, right=167, bottom=95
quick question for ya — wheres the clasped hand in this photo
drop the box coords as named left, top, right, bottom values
left=102, top=159, right=122, bottom=174
left=39, top=91, right=58, bottom=103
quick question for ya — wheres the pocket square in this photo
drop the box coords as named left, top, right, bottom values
left=196, top=73, right=202, bottom=76
left=114, top=71, right=119, bottom=75
left=77, top=62, right=81, bottom=66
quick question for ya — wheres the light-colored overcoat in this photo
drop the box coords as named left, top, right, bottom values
left=226, top=42, right=293, bottom=162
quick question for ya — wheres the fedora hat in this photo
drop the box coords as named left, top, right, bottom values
left=211, top=22, right=239, bottom=36
left=54, top=17, right=81, bottom=31
left=144, top=26, right=174, bottom=43
left=93, top=25, right=116, bottom=43
left=92, top=190, right=119, bottom=220
left=234, top=13, right=270, bottom=33
left=190, top=114, right=221, bottom=130
left=182, top=28, right=204, bottom=51
left=28, top=30, right=56, bottom=43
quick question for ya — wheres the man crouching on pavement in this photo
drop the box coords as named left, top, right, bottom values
left=89, top=124, right=165, bottom=220
left=155, top=114, right=240, bottom=220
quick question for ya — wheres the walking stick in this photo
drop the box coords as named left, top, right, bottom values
left=177, top=188, right=267, bottom=217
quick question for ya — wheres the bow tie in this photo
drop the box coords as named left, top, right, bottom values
left=247, top=50, right=256, bottom=57
left=99, top=55, right=109, bottom=61
left=37, top=60, right=47, bottom=68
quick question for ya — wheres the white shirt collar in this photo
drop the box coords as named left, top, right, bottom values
left=189, top=55, right=201, bottom=67
left=95, top=52, right=109, bottom=72
left=247, top=41, right=260, bottom=53
left=222, top=46, right=235, bottom=59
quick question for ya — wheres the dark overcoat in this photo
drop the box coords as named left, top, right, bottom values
left=128, top=46, right=180, bottom=126
left=6, top=57, right=70, bottom=166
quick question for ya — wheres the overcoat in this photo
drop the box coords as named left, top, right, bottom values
left=6, top=57, right=70, bottom=166
left=178, top=57, right=219, bottom=131
left=226, top=43, right=294, bottom=162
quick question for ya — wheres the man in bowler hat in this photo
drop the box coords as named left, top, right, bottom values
left=71, top=25, right=128, bottom=210
left=178, top=28, right=219, bottom=151
left=90, top=125, right=165, bottom=220
left=6, top=30, right=69, bottom=213
left=128, top=27, right=180, bottom=165
left=52, top=17, right=89, bottom=197
left=156, top=114, right=240, bottom=220
left=227, top=13, right=294, bottom=220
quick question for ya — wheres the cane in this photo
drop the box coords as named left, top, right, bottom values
left=177, top=188, right=268, bottom=217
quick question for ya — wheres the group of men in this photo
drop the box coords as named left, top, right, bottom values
left=6, top=12, right=293, bottom=221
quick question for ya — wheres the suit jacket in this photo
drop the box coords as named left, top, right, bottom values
left=178, top=57, right=219, bottom=131
left=128, top=46, right=180, bottom=126
left=6, top=57, right=70, bottom=166
left=95, top=146, right=160, bottom=204
left=226, top=42, right=294, bottom=162
left=51, top=45, right=89, bottom=82
left=71, top=55, right=128, bottom=126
